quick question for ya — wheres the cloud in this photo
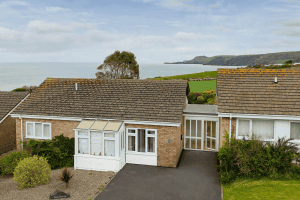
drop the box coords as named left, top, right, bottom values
left=214, top=25, right=231, bottom=32
left=0, top=20, right=217, bottom=54
left=44, top=7, right=70, bottom=12
left=0, top=1, right=29, bottom=7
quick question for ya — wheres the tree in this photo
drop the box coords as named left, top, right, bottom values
left=284, top=60, right=293, bottom=65
left=95, top=50, right=139, bottom=79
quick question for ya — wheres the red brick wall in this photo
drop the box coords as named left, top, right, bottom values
left=16, top=118, right=79, bottom=151
left=0, top=116, right=17, bottom=155
left=125, top=123, right=182, bottom=168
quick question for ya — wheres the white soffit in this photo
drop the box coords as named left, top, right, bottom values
left=91, top=121, right=108, bottom=130
left=104, top=121, right=123, bottom=131
left=76, top=121, right=94, bottom=129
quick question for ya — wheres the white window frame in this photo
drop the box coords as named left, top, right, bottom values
left=25, top=122, right=51, bottom=139
left=75, top=129, right=119, bottom=158
left=289, top=121, right=300, bottom=143
left=126, top=128, right=157, bottom=155
left=237, top=119, right=275, bottom=142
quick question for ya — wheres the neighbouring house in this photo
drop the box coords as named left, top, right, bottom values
left=10, top=78, right=189, bottom=172
left=0, top=91, right=29, bottom=155
left=9, top=68, right=300, bottom=172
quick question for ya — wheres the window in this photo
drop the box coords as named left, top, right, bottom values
left=77, top=130, right=117, bottom=157
left=237, top=119, right=274, bottom=140
left=127, top=128, right=156, bottom=154
left=291, top=122, right=300, bottom=140
left=26, top=122, right=51, bottom=139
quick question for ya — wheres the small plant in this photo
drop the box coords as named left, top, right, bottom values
left=13, top=155, right=52, bottom=189
left=98, top=185, right=105, bottom=192
left=56, top=167, right=74, bottom=189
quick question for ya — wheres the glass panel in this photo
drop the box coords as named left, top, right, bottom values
left=35, top=123, right=42, bottom=137
left=27, top=123, right=33, bottom=136
left=207, top=138, right=211, bottom=148
left=186, top=120, right=190, bottom=137
left=128, top=129, right=135, bottom=134
left=104, top=140, right=115, bottom=156
left=121, top=132, right=123, bottom=150
left=138, top=129, right=146, bottom=152
left=78, top=131, right=88, bottom=136
left=78, top=138, right=88, bottom=154
left=197, top=120, right=201, bottom=137
left=191, top=138, right=196, bottom=149
left=204, top=121, right=207, bottom=136
left=238, top=120, right=250, bottom=136
left=252, top=119, right=274, bottom=140
left=147, top=137, right=155, bottom=153
left=104, top=133, right=115, bottom=138
left=212, top=122, right=216, bottom=138
left=191, top=120, right=196, bottom=137
left=212, top=139, right=216, bottom=149
left=197, top=139, right=201, bottom=149
left=291, top=123, right=300, bottom=140
left=207, top=121, right=211, bottom=137
left=185, top=138, right=190, bottom=148
left=128, top=136, right=135, bottom=151
left=43, top=124, right=50, bottom=137
left=91, top=132, right=103, bottom=156
left=147, top=130, right=155, bottom=135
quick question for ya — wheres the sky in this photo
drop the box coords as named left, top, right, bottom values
left=0, top=0, right=300, bottom=64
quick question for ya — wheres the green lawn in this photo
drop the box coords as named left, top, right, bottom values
left=189, top=80, right=216, bottom=93
left=222, top=177, right=300, bottom=200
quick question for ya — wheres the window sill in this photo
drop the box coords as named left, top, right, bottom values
left=126, top=152, right=157, bottom=156
left=75, top=154, right=121, bottom=160
left=25, top=137, right=51, bottom=140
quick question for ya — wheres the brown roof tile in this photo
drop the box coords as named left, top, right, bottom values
left=217, top=68, right=300, bottom=116
left=11, top=78, right=188, bottom=123
left=0, top=91, right=29, bottom=121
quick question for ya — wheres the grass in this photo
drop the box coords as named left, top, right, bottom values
left=148, top=71, right=217, bottom=80
left=222, top=176, right=300, bottom=200
left=189, top=80, right=216, bottom=93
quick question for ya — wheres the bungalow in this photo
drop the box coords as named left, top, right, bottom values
left=9, top=68, right=300, bottom=172
left=10, top=78, right=189, bottom=172
left=0, top=91, right=29, bottom=155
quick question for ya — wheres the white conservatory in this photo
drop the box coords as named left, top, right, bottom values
left=74, top=120, right=126, bottom=172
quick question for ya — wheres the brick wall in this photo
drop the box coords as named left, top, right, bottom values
left=125, top=123, right=182, bottom=168
left=16, top=118, right=79, bottom=151
left=220, top=117, right=237, bottom=148
left=0, top=116, right=17, bottom=155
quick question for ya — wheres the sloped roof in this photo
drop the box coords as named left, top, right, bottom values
left=217, top=68, right=300, bottom=116
left=0, top=91, right=29, bottom=122
left=183, top=104, right=218, bottom=115
left=11, top=78, right=188, bottom=123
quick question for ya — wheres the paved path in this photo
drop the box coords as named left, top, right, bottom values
left=95, top=150, right=221, bottom=200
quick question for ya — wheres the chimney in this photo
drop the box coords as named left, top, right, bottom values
left=75, top=83, right=78, bottom=91
left=274, top=77, right=277, bottom=83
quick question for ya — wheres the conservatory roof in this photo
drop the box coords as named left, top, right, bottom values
left=76, top=120, right=123, bottom=132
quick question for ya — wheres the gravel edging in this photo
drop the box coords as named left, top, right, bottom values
left=0, top=149, right=117, bottom=200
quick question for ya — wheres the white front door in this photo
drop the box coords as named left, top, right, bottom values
left=204, top=120, right=217, bottom=151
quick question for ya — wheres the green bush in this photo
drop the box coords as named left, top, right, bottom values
left=19, top=134, right=74, bottom=170
left=216, top=125, right=300, bottom=185
left=13, top=155, right=52, bottom=189
left=0, top=150, right=32, bottom=177
left=187, top=90, right=216, bottom=104
left=12, top=88, right=27, bottom=92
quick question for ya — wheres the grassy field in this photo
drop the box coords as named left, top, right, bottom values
left=148, top=71, right=217, bottom=80
left=222, top=177, right=300, bottom=200
left=189, top=80, right=216, bottom=93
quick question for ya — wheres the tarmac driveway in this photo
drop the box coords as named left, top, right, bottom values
left=95, top=150, right=222, bottom=200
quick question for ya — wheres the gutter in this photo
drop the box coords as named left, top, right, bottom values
left=19, top=116, right=23, bottom=150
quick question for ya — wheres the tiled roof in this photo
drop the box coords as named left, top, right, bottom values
left=0, top=91, right=29, bottom=122
left=11, top=78, right=188, bottom=123
left=217, top=68, right=300, bottom=116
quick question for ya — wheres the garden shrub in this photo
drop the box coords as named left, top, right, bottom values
left=13, top=155, right=52, bottom=189
left=0, top=150, right=32, bottom=177
left=216, top=124, right=300, bottom=185
left=19, top=134, right=74, bottom=170
left=187, top=90, right=216, bottom=104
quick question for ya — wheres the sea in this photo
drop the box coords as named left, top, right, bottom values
left=0, top=62, right=246, bottom=91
